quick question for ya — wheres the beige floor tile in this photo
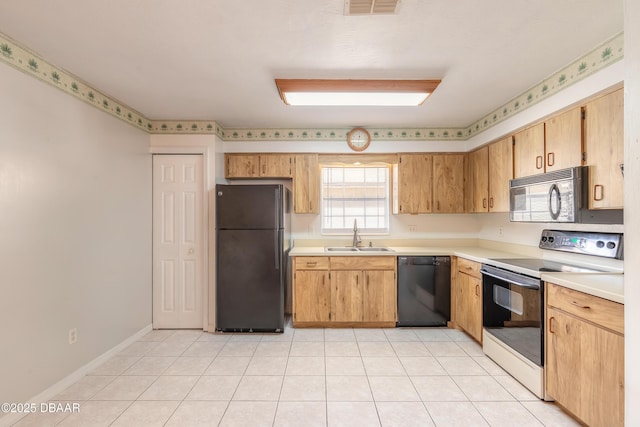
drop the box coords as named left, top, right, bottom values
left=325, top=356, right=366, bottom=375
left=56, top=400, right=131, bottom=427
left=280, top=375, right=326, bottom=401
left=354, top=328, right=388, bottom=342
left=182, top=341, right=224, bottom=357
left=400, top=356, right=447, bottom=376
left=197, top=332, right=232, bottom=343
left=91, top=375, right=157, bottom=400
left=218, top=342, right=258, bottom=357
left=285, top=356, right=325, bottom=375
left=290, top=341, right=325, bottom=356
left=473, top=356, right=507, bottom=375
left=205, top=356, right=251, bottom=375
left=326, top=375, right=373, bottom=401
left=233, top=375, right=284, bottom=401
left=362, top=356, right=406, bottom=375
left=376, top=401, right=435, bottom=427
left=358, top=341, right=396, bottom=357
left=474, top=401, right=543, bottom=427
left=186, top=375, right=241, bottom=400
left=456, top=340, right=485, bottom=356
left=444, top=329, right=474, bottom=342
left=253, top=341, right=291, bottom=357
left=292, top=328, right=324, bottom=342
left=325, top=341, right=360, bottom=356
left=228, top=334, right=263, bottom=342
left=424, top=341, right=467, bottom=356
left=261, top=331, right=294, bottom=342
left=110, top=400, right=179, bottom=427
left=138, top=375, right=199, bottom=400
left=274, top=401, right=327, bottom=427
left=123, top=356, right=176, bottom=375
left=55, top=375, right=115, bottom=400
left=324, top=328, right=356, bottom=342
left=368, top=376, right=420, bottom=401
left=413, top=328, right=452, bottom=342
left=118, top=341, right=160, bottom=357
left=88, top=356, right=141, bottom=376
left=138, top=330, right=175, bottom=342
left=521, top=401, right=583, bottom=426
left=219, top=401, right=277, bottom=427
left=163, top=356, right=213, bottom=375
left=411, top=376, right=467, bottom=402
left=425, top=401, right=489, bottom=426
left=12, top=405, right=73, bottom=427
left=384, top=328, right=420, bottom=342
left=452, top=376, right=515, bottom=401
left=437, top=356, right=486, bottom=375
left=245, top=356, right=288, bottom=375
left=163, top=329, right=203, bottom=343
left=144, top=341, right=191, bottom=357
left=327, top=402, right=380, bottom=427
left=494, top=375, right=539, bottom=401
left=165, top=401, right=228, bottom=427
left=391, top=341, right=431, bottom=357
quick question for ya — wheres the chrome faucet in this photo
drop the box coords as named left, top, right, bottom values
left=352, top=218, right=362, bottom=248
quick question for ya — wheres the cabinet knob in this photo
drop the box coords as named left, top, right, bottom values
left=547, top=152, right=555, bottom=167
left=489, top=197, right=494, bottom=209
left=593, top=184, right=604, bottom=201
left=482, top=198, right=487, bottom=209
left=548, top=316, right=555, bottom=334
left=536, top=156, right=543, bottom=169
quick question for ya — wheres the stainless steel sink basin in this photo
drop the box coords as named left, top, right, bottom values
left=357, top=247, right=394, bottom=252
left=325, top=247, right=359, bottom=252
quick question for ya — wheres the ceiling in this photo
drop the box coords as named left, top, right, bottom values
left=0, top=0, right=623, bottom=130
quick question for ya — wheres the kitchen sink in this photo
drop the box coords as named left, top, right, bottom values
left=325, top=247, right=359, bottom=252
left=324, top=247, right=394, bottom=252
left=357, top=247, right=394, bottom=252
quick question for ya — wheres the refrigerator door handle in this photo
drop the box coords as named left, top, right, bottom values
left=275, top=188, right=280, bottom=230
left=274, top=230, right=280, bottom=270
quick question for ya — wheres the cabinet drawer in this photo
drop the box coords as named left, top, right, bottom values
left=547, top=283, right=624, bottom=334
left=330, top=256, right=395, bottom=270
left=457, top=257, right=482, bottom=278
left=295, top=257, right=329, bottom=270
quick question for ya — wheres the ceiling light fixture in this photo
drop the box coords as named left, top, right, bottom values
left=274, top=79, right=441, bottom=107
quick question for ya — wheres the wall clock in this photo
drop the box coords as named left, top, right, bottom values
left=347, top=127, right=371, bottom=152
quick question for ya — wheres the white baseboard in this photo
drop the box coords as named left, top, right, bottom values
left=0, top=324, right=153, bottom=427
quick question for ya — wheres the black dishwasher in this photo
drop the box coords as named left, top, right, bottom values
left=397, top=256, right=451, bottom=326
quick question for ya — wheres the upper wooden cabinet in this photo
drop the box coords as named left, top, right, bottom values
left=468, top=138, right=512, bottom=213
left=433, top=154, right=465, bottom=213
left=583, top=88, right=624, bottom=209
left=225, top=153, right=293, bottom=178
left=293, top=154, right=320, bottom=214
left=396, top=154, right=434, bottom=213
left=513, top=108, right=583, bottom=178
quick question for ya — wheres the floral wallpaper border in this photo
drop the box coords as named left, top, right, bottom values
left=0, top=31, right=623, bottom=142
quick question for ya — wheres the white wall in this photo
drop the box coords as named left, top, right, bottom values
left=0, top=63, right=152, bottom=408
left=624, top=1, right=640, bottom=423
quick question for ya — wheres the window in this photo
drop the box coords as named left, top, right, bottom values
left=321, top=166, right=390, bottom=234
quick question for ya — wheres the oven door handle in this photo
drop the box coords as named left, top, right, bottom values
left=480, top=269, right=541, bottom=290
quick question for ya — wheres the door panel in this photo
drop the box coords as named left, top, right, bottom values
left=153, top=154, right=204, bottom=329
left=332, top=270, right=363, bottom=322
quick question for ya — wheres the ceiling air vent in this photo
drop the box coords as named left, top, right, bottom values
left=345, top=0, right=401, bottom=15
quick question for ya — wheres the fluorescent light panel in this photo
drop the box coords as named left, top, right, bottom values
left=275, top=79, right=441, bottom=107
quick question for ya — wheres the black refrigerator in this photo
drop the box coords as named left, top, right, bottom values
left=216, top=184, right=290, bottom=332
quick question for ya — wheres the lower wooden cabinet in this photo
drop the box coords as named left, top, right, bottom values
left=545, top=282, right=624, bottom=427
left=292, top=256, right=396, bottom=327
left=453, top=258, right=482, bottom=342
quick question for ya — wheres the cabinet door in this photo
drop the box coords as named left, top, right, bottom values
left=545, top=107, right=583, bottom=172
left=294, top=270, right=330, bottom=322
left=293, top=154, right=319, bottom=213
left=513, top=123, right=545, bottom=178
left=433, top=154, right=465, bottom=213
left=363, top=270, right=396, bottom=322
left=546, top=307, right=624, bottom=427
left=331, top=270, right=363, bottom=322
left=260, top=154, right=293, bottom=178
left=488, top=137, right=513, bottom=212
left=584, top=89, right=624, bottom=209
left=469, top=147, right=489, bottom=213
left=455, top=272, right=482, bottom=342
left=225, top=154, right=260, bottom=178
left=397, top=154, right=433, bottom=213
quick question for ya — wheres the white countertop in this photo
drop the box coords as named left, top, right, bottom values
left=541, top=272, right=624, bottom=304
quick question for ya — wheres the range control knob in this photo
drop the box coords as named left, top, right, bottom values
left=541, top=236, right=548, bottom=242
left=596, top=241, right=605, bottom=248
left=607, top=242, right=616, bottom=249
left=548, top=237, right=555, bottom=243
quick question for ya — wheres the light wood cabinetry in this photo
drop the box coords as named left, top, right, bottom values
left=225, top=153, right=293, bottom=178
left=292, top=255, right=396, bottom=327
left=454, top=258, right=482, bottom=342
left=433, top=154, right=465, bottom=213
left=513, top=108, right=583, bottom=178
left=583, top=88, right=624, bottom=209
left=545, top=282, right=624, bottom=427
left=468, top=138, right=512, bottom=213
left=293, top=154, right=320, bottom=214
left=396, top=154, right=433, bottom=213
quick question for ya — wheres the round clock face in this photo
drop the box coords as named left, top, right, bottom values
left=347, top=127, right=371, bottom=152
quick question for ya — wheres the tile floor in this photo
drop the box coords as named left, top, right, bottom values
left=13, top=325, right=581, bottom=427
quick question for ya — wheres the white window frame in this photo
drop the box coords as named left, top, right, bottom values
left=320, top=165, right=390, bottom=235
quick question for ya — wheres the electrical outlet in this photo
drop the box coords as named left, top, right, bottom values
left=498, top=226, right=504, bottom=237
left=408, top=225, right=417, bottom=233
left=68, top=328, right=78, bottom=345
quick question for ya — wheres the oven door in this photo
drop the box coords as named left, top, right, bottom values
left=481, top=265, right=544, bottom=367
